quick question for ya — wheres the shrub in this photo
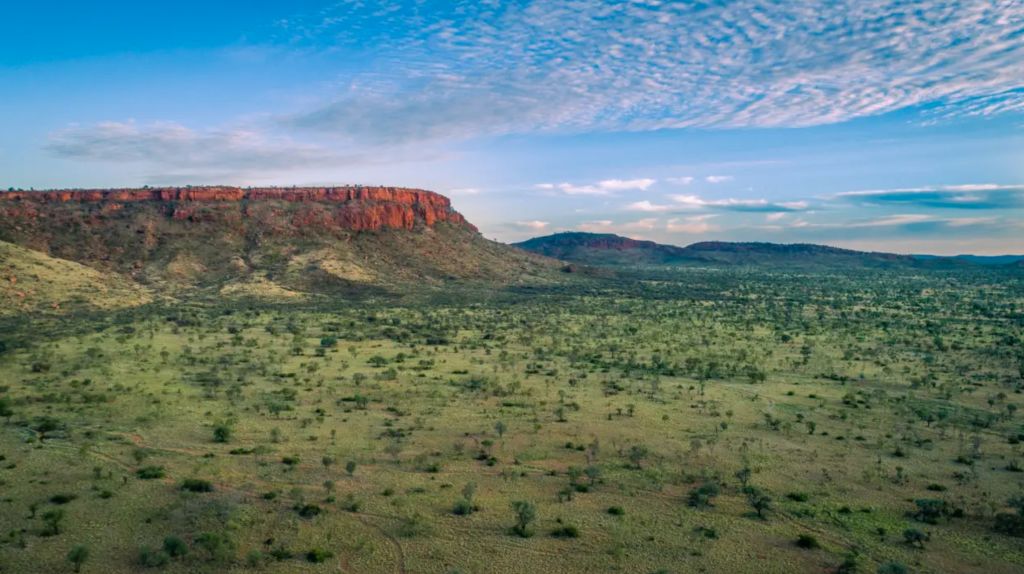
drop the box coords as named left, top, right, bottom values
left=296, top=503, right=323, bottom=518
left=138, top=546, right=170, bottom=568
left=795, top=534, right=820, bottom=549
left=306, top=548, right=334, bottom=563
left=180, top=478, right=214, bottom=493
left=510, top=500, right=536, bottom=537
left=688, top=482, right=720, bottom=508
left=163, top=536, right=189, bottom=558
left=136, top=466, right=166, bottom=480
left=67, top=545, right=89, bottom=573
left=550, top=525, right=580, bottom=538
left=877, top=562, right=908, bottom=574
left=607, top=506, right=625, bottom=516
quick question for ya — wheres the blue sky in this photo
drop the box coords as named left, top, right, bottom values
left=2, top=1, right=1023, bottom=254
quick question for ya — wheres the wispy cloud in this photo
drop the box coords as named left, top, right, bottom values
left=667, top=215, right=719, bottom=234
left=538, top=178, right=655, bottom=196
left=514, top=220, right=550, bottom=230
left=670, top=194, right=810, bottom=213
left=705, top=175, right=734, bottom=184
left=284, top=1, right=1024, bottom=143
left=44, top=120, right=425, bottom=181
left=834, top=184, right=1024, bottom=209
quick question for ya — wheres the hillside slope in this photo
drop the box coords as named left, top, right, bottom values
left=514, top=232, right=983, bottom=270
left=0, top=186, right=560, bottom=297
left=0, top=241, right=153, bottom=316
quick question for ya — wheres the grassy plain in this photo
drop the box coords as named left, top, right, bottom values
left=1, top=267, right=1022, bottom=573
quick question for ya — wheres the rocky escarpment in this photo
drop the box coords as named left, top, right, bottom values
left=0, top=186, right=474, bottom=232
left=0, top=185, right=533, bottom=292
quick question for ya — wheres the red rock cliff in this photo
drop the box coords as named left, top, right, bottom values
left=0, top=186, right=475, bottom=232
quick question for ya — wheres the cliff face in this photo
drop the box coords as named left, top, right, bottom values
left=0, top=186, right=474, bottom=232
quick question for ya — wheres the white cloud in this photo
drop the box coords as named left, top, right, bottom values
left=514, top=220, right=550, bottom=230
left=448, top=187, right=481, bottom=196
left=577, top=218, right=658, bottom=234
left=705, top=175, right=734, bottom=184
left=766, top=212, right=787, bottom=222
left=667, top=215, right=719, bottom=234
left=669, top=193, right=805, bottom=212
left=45, top=120, right=432, bottom=182
left=598, top=178, right=656, bottom=191
left=538, top=178, right=657, bottom=196
left=286, top=1, right=1024, bottom=142
left=667, top=176, right=695, bottom=185
left=625, top=200, right=674, bottom=212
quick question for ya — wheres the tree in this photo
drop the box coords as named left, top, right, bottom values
left=627, top=444, right=649, bottom=469
left=510, top=500, right=536, bottom=537
left=41, top=509, right=64, bottom=536
left=345, top=460, right=357, bottom=476
left=453, top=482, right=478, bottom=516
left=495, top=420, right=507, bottom=438
left=903, top=528, right=929, bottom=548
left=688, top=482, right=720, bottom=508
left=743, top=486, right=772, bottom=518
left=163, top=536, right=189, bottom=559
left=67, top=545, right=89, bottom=572
left=877, top=563, right=908, bottom=574
left=994, top=496, right=1024, bottom=537
left=213, top=422, right=233, bottom=443
left=0, top=396, right=13, bottom=421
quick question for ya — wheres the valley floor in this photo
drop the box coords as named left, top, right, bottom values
left=1, top=267, right=1023, bottom=573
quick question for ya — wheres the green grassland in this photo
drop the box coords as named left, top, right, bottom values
left=1, top=267, right=1023, bottom=573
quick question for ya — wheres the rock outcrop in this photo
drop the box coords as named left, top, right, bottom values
left=0, top=186, right=474, bottom=232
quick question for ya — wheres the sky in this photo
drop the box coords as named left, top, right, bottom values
left=2, top=1, right=1023, bottom=254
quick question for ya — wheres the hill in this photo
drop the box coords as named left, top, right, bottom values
left=0, top=240, right=153, bottom=316
left=514, top=232, right=985, bottom=270
left=0, top=186, right=559, bottom=301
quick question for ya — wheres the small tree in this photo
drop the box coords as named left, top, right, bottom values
left=495, top=420, right=507, bottom=438
left=688, top=482, right=720, bottom=508
left=41, top=509, right=64, bottom=536
left=213, top=422, right=233, bottom=443
left=453, top=482, right=478, bottom=515
left=163, top=536, right=189, bottom=559
left=67, top=545, right=89, bottom=572
left=903, top=528, right=929, bottom=548
left=743, top=486, right=772, bottom=518
left=510, top=500, right=536, bottom=537
left=346, top=460, right=357, bottom=476
left=627, top=445, right=649, bottom=469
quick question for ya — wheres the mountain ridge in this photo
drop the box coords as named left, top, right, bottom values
left=514, top=231, right=1022, bottom=269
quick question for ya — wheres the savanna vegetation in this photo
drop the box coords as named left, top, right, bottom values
left=1, top=265, right=1022, bottom=573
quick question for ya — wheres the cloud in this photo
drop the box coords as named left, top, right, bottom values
left=625, top=200, right=674, bottom=212
left=514, top=220, right=550, bottom=230
left=670, top=194, right=809, bottom=212
left=788, top=213, right=998, bottom=230
left=705, top=175, right=734, bottom=184
left=667, top=215, right=719, bottom=234
left=284, top=1, right=1024, bottom=143
left=537, top=178, right=656, bottom=196
left=578, top=218, right=658, bottom=234
left=44, top=120, right=411, bottom=181
left=448, top=187, right=481, bottom=196
left=835, top=184, right=1024, bottom=209
left=667, top=176, right=695, bottom=185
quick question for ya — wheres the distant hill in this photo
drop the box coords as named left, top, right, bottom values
left=0, top=186, right=560, bottom=302
left=514, top=232, right=1016, bottom=270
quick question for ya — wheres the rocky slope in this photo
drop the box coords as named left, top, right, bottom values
left=0, top=186, right=556, bottom=300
